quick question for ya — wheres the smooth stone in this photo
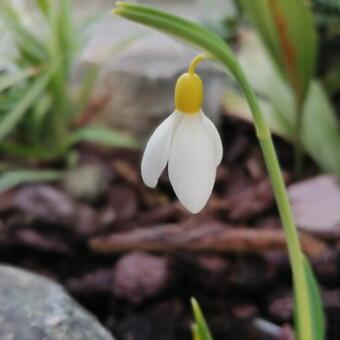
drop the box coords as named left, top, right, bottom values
left=289, top=175, right=340, bottom=235
left=63, top=164, right=110, bottom=203
left=0, top=265, right=115, bottom=340
left=75, top=0, right=234, bottom=138
left=87, top=33, right=225, bottom=139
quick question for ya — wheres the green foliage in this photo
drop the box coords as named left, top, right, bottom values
left=239, top=0, right=317, bottom=103
left=312, top=0, right=340, bottom=95
left=239, top=0, right=318, bottom=173
left=0, top=169, right=62, bottom=193
left=301, top=256, right=325, bottom=340
left=224, top=31, right=340, bottom=175
left=191, top=298, right=213, bottom=340
left=313, top=0, right=340, bottom=17
left=0, top=0, right=136, bottom=161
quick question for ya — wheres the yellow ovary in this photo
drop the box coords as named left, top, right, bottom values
left=175, top=72, right=203, bottom=114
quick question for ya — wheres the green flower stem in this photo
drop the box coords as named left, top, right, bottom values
left=188, top=54, right=208, bottom=74
left=113, top=3, right=316, bottom=339
left=214, top=58, right=313, bottom=340
left=294, top=98, right=305, bottom=176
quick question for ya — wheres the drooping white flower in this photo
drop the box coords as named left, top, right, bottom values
left=141, top=67, right=223, bottom=214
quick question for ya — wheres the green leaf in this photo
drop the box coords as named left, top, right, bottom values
left=34, top=0, right=50, bottom=15
left=191, top=324, right=202, bottom=340
left=0, top=71, right=52, bottom=142
left=113, top=2, right=268, bottom=134
left=0, top=170, right=62, bottom=193
left=75, top=64, right=99, bottom=117
left=295, top=256, right=325, bottom=340
left=112, top=2, right=238, bottom=73
left=0, top=2, right=47, bottom=63
left=66, top=126, right=138, bottom=149
left=223, top=31, right=340, bottom=175
left=191, top=298, right=213, bottom=340
left=0, top=68, right=41, bottom=93
left=0, top=143, right=58, bottom=160
left=240, top=0, right=317, bottom=101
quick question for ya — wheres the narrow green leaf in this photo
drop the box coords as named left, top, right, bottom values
left=0, top=170, right=62, bottom=193
left=66, top=126, right=138, bottom=149
left=192, top=324, right=202, bottom=340
left=191, top=298, right=213, bottom=340
left=224, top=31, right=340, bottom=175
left=76, top=64, right=99, bottom=117
left=0, top=3, right=47, bottom=62
left=113, top=2, right=268, bottom=134
left=32, top=93, right=52, bottom=125
left=240, top=0, right=317, bottom=101
left=0, top=143, right=59, bottom=160
left=113, top=2, right=239, bottom=73
left=35, top=0, right=50, bottom=15
left=301, top=255, right=325, bottom=340
left=58, top=0, right=74, bottom=75
left=31, top=93, right=53, bottom=143
left=0, top=68, right=41, bottom=93
left=0, top=72, right=52, bottom=142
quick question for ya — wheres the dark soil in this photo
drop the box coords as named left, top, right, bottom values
left=0, top=116, right=339, bottom=340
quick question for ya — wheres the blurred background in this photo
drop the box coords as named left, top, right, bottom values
left=0, top=0, right=339, bottom=339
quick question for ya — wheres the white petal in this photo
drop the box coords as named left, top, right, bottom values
left=201, top=111, right=223, bottom=165
left=141, top=111, right=183, bottom=188
left=168, top=113, right=217, bottom=213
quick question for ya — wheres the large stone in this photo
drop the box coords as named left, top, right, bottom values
left=2, top=0, right=235, bottom=138
left=91, top=34, right=225, bottom=139
left=112, top=251, right=170, bottom=303
left=289, top=175, right=340, bottom=235
left=63, top=164, right=110, bottom=203
left=75, top=0, right=235, bottom=138
left=0, top=265, right=114, bottom=340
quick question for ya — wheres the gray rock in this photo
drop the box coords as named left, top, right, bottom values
left=92, top=33, right=225, bottom=139
left=289, top=175, right=340, bottom=235
left=75, top=0, right=234, bottom=138
left=0, top=265, right=114, bottom=340
left=113, top=252, right=169, bottom=303
left=4, top=0, right=234, bottom=138
left=63, top=164, right=110, bottom=203
left=12, top=184, right=74, bottom=225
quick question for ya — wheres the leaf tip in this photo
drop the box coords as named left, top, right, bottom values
left=191, top=297, right=201, bottom=317
left=191, top=297, right=198, bottom=308
left=112, top=1, right=125, bottom=15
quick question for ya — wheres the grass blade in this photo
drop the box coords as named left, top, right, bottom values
left=0, top=143, right=58, bottom=160
left=240, top=0, right=317, bottom=100
left=0, top=169, right=62, bottom=192
left=0, top=71, right=52, bottom=141
left=300, top=255, right=325, bottom=340
left=34, top=0, right=50, bottom=16
left=66, top=126, right=138, bottom=149
left=191, top=298, right=213, bottom=340
left=0, top=2, right=47, bottom=63
left=224, top=31, right=340, bottom=175
left=192, top=324, right=202, bottom=340
left=0, top=67, right=41, bottom=93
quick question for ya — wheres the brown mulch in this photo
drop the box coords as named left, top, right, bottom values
left=0, top=117, right=339, bottom=340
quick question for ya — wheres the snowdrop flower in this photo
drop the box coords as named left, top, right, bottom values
left=141, top=56, right=223, bottom=213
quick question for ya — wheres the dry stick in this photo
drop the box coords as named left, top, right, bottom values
left=90, top=223, right=327, bottom=256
